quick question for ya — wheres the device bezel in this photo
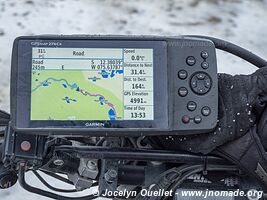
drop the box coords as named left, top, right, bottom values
left=11, top=36, right=169, bottom=133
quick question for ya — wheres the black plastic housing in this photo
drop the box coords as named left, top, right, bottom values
left=3, top=126, right=45, bottom=166
left=10, top=35, right=218, bottom=136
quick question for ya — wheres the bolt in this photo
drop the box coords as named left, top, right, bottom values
left=53, top=159, right=64, bottom=166
left=87, top=161, right=97, bottom=170
left=104, top=169, right=117, bottom=183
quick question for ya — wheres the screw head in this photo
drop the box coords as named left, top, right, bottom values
left=87, top=161, right=97, bottom=170
left=53, top=159, right=64, bottom=166
left=104, top=169, right=117, bottom=183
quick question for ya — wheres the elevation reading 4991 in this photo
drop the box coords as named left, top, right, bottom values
left=31, top=47, right=154, bottom=121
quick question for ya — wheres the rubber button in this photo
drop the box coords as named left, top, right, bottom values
left=186, top=56, right=196, bottom=66
left=191, top=79, right=197, bottom=88
left=204, top=78, right=211, bottom=88
left=197, top=88, right=206, bottom=94
left=196, top=73, right=206, bottom=80
left=21, top=141, right=31, bottom=152
left=182, top=115, right=190, bottom=124
left=178, top=70, right=188, bottom=79
left=187, top=101, right=197, bottom=111
left=194, top=116, right=202, bottom=124
left=178, top=87, right=188, bottom=97
left=190, top=72, right=212, bottom=95
left=202, top=106, right=211, bottom=116
left=201, top=51, right=209, bottom=59
left=201, top=61, right=209, bottom=69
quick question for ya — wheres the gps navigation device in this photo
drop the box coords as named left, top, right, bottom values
left=11, top=35, right=218, bottom=136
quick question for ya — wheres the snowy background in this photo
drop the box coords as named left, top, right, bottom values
left=0, top=0, right=267, bottom=199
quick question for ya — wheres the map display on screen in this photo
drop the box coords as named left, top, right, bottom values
left=30, top=47, right=154, bottom=121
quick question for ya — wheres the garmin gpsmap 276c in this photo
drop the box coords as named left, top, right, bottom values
left=11, top=35, right=218, bottom=136
left=3, top=35, right=267, bottom=200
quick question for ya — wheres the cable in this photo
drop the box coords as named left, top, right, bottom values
left=38, top=169, right=98, bottom=188
left=39, top=169, right=75, bottom=185
left=32, top=170, right=78, bottom=193
left=185, top=35, right=267, bottom=68
left=96, top=138, right=105, bottom=146
left=54, top=146, right=228, bottom=165
left=128, top=137, right=138, bottom=148
left=168, top=165, right=238, bottom=193
left=19, top=166, right=98, bottom=200
left=135, top=165, right=203, bottom=200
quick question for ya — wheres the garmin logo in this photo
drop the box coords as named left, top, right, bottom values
left=85, top=122, right=105, bottom=127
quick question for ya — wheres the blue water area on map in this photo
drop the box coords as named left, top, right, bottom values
left=110, top=70, right=115, bottom=78
left=116, top=70, right=123, bottom=74
left=71, top=83, right=78, bottom=89
left=62, top=84, right=67, bottom=88
left=63, top=96, right=77, bottom=104
left=101, top=70, right=124, bottom=79
left=91, top=77, right=97, bottom=82
left=32, top=78, right=81, bottom=93
left=101, top=70, right=109, bottom=78
left=99, top=96, right=104, bottom=105
left=108, top=108, right=116, bottom=120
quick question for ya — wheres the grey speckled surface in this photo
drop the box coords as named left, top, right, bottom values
left=0, top=0, right=267, bottom=199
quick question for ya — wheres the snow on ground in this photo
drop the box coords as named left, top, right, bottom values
left=0, top=0, right=267, bottom=199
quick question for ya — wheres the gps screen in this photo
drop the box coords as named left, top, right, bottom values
left=30, top=47, right=154, bottom=121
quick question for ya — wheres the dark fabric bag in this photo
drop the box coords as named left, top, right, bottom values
left=213, top=106, right=267, bottom=192
left=214, top=126, right=267, bottom=192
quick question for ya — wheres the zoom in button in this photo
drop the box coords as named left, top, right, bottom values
left=178, top=87, right=188, bottom=97
left=202, top=106, right=211, bottom=116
